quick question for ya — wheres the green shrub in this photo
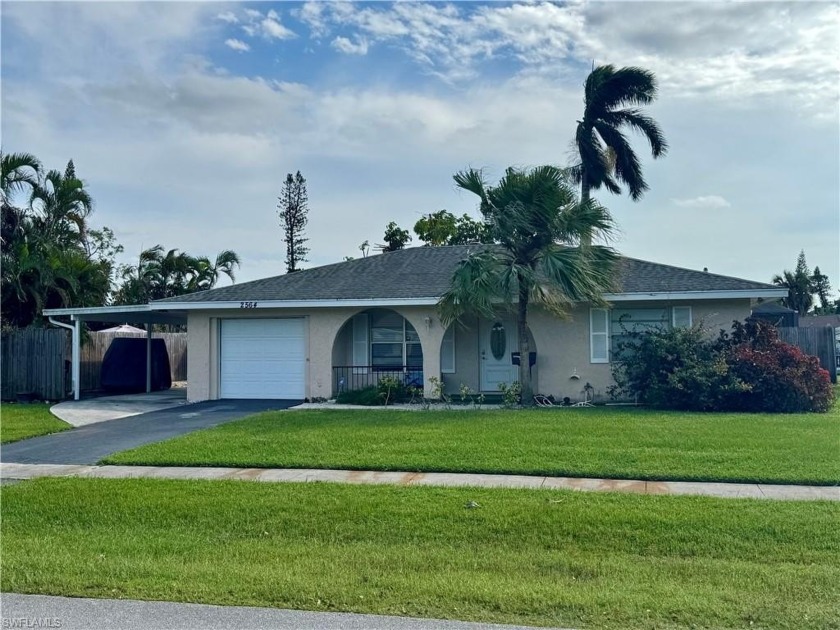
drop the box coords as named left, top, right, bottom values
left=335, top=379, right=419, bottom=406
left=335, top=386, right=383, bottom=406
left=610, top=319, right=834, bottom=413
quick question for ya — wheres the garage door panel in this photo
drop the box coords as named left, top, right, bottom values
left=220, top=319, right=305, bottom=399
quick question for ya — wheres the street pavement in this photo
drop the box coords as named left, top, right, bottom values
left=0, top=594, right=568, bottom=630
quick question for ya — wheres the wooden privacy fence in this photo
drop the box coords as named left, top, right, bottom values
left=778, top=326, right=838, bottom=383
left=1, top=328, right=69, bottom=400
left=80, top=332, right=187, bottom=391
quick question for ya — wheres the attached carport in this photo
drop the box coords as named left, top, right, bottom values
left=43, top=304, right=187, bottom=401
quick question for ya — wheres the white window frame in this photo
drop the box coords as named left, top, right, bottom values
left=590, top=308, right=610, bottom=363
left=672, top=306, right=693, bottom=328
left=441, top=326, right=455, bottom=374
left=351, top=313, right=369, bottom=374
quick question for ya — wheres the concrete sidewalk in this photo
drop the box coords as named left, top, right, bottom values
left=1, top=593, right=561, bottom=630
left=2, top=462, right=836, bottom=500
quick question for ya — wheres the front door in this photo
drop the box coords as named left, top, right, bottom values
left=480, top=319, right=519, bottom=392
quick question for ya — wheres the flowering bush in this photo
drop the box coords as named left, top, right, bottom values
left=610, top=319, right=834, bottom=413
left=723, top=321, right=834, bottom=413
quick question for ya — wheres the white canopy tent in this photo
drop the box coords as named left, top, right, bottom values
left=43, top=304, right=188, bottom=401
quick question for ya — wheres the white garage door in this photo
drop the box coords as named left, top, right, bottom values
left=220, top=319, right=306, bottom=399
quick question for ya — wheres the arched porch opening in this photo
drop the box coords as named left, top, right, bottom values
left=331, top=308, right=425, bottom=396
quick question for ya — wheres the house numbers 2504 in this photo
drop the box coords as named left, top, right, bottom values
left=240, top=302, right=258, bottom=309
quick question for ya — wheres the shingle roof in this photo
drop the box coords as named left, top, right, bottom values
left=153, top=245, right=780, bottom=304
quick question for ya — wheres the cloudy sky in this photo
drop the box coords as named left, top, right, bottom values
left=3, top=1, right=838, bottom=294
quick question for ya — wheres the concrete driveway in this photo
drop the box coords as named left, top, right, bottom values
left=51, top=389, right=189, bottom=427
left=1, top=399, right=298, bottom=465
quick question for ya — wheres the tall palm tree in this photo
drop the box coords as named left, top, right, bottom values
left=573, top=65, right=667, bottom=214
left=440, top=165, right=620, bottom=405
left=1, top=151, right=42, bottom=201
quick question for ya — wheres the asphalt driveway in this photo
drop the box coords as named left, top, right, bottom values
left=1, top=400, right=298, bottom=465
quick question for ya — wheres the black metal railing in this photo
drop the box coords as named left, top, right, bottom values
left=333, top=365, right=424, bottom=394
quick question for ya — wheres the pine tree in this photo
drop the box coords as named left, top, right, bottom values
left=277, top=171, right=310, bottom=273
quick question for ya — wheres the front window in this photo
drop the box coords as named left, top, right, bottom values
left=369, top=311, right=423, bottom=368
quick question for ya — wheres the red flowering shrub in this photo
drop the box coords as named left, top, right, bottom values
left=723, top=321, right=834, bottom=413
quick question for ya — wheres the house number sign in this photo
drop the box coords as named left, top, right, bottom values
left=240, top=302, right=258, bottom=309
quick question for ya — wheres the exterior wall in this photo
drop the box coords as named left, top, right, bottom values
left=187, top=305, right=446, bottom=402
left=442, top=316, right=480, bottom=395
left=186, top=299, right=752, bottom=404
left=527, top=298, right=752, bottom=402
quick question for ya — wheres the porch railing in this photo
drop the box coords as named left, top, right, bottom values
left=333, top=365, right=424, bottom=394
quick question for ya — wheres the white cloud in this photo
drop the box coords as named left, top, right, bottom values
left=300, top=1, right=838, bottom=114
left=672, top=196, right=732, bottom=209
left=295, top=1, right=330, bottom=38
left=224, top=38, right=250, bottom=53
left=244, top=9, right=262, bottom=20
left=216, top=11, right=238, bottom=25
left=261, top=17, right=296, bottom=40
left=331, top=36, right=369, bottom=56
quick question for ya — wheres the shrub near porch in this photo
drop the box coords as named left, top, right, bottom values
left=104, top=406, right=840, bottom=485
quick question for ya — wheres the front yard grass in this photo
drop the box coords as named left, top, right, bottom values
left=2, top=477, right=838, bottom=630
left=1, top=402, right=72, bottom=444
left=104, top=406, right=840, bottom=485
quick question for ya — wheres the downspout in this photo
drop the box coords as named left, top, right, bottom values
left=48, top=316, right=81, bottom=401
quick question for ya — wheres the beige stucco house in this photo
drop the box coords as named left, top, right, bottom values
left=45, top=245, right=787, bottom=403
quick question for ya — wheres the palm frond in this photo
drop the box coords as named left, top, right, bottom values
left=604, top=109, right=668, bottom=158
left=438, top=250, right=505, bottom=326
left=593, top=121, right=647, bottom=201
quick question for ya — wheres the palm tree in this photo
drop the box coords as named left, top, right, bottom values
left=572, top=65, right=667, bottom=213
left=29, top=162, right=93, bottom=247
left=1, top=152, right=42, bottom=201
left=190, top=250, right=241, bottom=291
left=439, top=165, right=620, bottom=405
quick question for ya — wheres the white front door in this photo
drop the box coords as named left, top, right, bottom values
left=479, top=319, right=519, bottom=392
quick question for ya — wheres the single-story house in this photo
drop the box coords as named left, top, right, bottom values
left=45, top=245, right=787, bottom=403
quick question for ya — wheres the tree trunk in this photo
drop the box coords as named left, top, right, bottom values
left=580, top=172, right=592, bottom=247
left=518, top=285, right=533, bottom=407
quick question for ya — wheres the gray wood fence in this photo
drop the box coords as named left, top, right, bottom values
left=1, top=328, right=69, bottom=400
left=81, top=332, right=187, bottom=391
left=778, top=326, right=837, bottom=383
left=1, top=328, right=188, bottom=400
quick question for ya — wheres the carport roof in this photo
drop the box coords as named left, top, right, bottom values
left=43, top=304, right=187, bottom=325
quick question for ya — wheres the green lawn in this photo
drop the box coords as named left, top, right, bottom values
left=2, top=478, right=837, bottom=630
left=104, top=406, right=840, bottom=485
left=1, top=402, right=72, bottom=443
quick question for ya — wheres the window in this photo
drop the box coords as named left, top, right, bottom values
left=366, top=311, right=424, bottom=369
left=610, top=307, right=669, bottom=358
left=590, top=308, right=609, bottom=363
left=673, top=306, right=692, bottom=328
left=490, top=322, right=506, bottom=360
left=441, top=326, right=455, bottom=374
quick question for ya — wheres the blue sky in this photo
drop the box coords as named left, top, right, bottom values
left=2, top=1, right=838, bottom=296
